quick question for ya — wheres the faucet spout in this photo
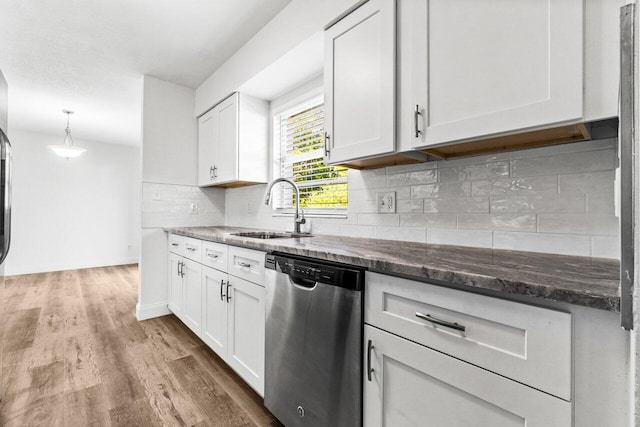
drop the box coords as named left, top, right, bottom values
left=265, top=178, right=306, bottom=234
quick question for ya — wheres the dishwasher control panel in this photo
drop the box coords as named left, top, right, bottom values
left=265, top=252, right=364, bottom=291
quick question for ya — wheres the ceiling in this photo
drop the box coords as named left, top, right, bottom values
left=0, top=0, right=292, bottom=146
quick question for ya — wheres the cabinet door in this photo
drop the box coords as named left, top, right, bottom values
left=168, top=253, right=183, bottom=317
left=198, top=108, right=217, bottom=186
left=364, top=325, right=571, bottom=427
left=202, top=266, right=228, bottom=358
left=215, top=94, right=239, bottom=183
left=227, top=277, right=265, bottom=396
left=324, top=0, right=395, bottom=164
left=410, top=0, right=582, bottom=149
left=181, top=258, right=202, bottom=336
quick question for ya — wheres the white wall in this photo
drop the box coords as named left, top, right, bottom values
left=138, top=75, right=225, bottom=321
left=195, top=0, right=362, bottom=115
left=5, top=129, right=140, bottom=275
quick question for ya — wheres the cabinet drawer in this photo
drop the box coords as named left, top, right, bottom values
left=201, top=241, right=228, bottom=271
left=168, top=234, right=185, bottom=256
left=364, top=325, right=571, bottom=427
left=228, top=246, right=266, bottom=286
left=183, top=237, right=202, bottom=262
left=365, top=272, right=572, bottom=401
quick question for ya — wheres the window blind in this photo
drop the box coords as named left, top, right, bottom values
left=273, top=98, right=347, bottom=210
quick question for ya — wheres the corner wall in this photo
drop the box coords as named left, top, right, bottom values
left=4, top=130, right=140, bottom=275
left=138, top=76, right=225, bottom=321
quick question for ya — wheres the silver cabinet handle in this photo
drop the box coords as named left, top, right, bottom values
left=178, top=261, right=184, bottom=277
left=210, top=166, right=214, bottom=179
left=415, top=312, right=465, bottom=333
left=226, top=282, right=232, bottom=303
left=186, top=247, right=196, bottom=252
left=414, top=105, right=422, bottom=138
left=367, top=340, right=374, bottom=381
left=237, top=261, right=251, bottom=268
left=324, top=132, right=331, bottom=157
left=171, top=242, right=179, bottom=247
left=213, top=165, right=217, bottom=178
left=220, top=279, right=226, bottom=301
left=206, top=252, right=219, bottom=259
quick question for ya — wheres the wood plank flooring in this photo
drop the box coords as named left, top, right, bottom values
left=1, top=265, right=281, bottom=426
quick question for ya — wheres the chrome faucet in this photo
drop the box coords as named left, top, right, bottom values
left=265, top=178, right=306, bottom=234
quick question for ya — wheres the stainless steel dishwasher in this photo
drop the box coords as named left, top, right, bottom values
left=264, top=252, right=364, bottom=427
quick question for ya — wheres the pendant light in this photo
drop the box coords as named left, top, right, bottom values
left=48, top=110, right=86, bottom=159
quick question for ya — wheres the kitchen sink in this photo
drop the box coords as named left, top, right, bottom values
left=231, top=231, right=312, bottom=239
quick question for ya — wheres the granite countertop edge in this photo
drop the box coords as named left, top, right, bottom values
left=164, top=226, right=621, bottom=312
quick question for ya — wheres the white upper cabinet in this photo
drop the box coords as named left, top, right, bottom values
left=198, top=92, right=269, bottom=187
left=404, top=0, right=583, bottom=150
left=324, top=0, right=396, bottom=164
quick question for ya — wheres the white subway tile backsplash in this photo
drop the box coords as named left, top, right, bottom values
left=358, top=213, right=399, bottom=226
left=537, top=214, right=619, bottom=236
left=472, top=176, right=557, bottom=196
left=494, top=232, right=592, bottom=257
left=489, top=194, right=586, bottom=214
left=424, top=197, right=489, bottom=213
left=427, top=229, right=494, bottom=248
left=510, top=149, right=615, bottom=177
left=558, top=171, right=615, bottom=194
left=221, top=139, right=618, bottom=259
left=400, top=213, right=457, bottom=228
left=397, top=199, right=424, bottom=213
left=439, top=161, right=510, bottom=182
left=586, top=193, right=615, bottom=215
left=591, top=235, right=620, bottom=259
left=412, top=182, right=471, bottom=199
left=387, top=169, right=438, bottom=187
left=376, top=226, right=427, bottom=243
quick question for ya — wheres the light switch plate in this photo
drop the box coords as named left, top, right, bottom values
left=377, top=191, right=396, bottom=213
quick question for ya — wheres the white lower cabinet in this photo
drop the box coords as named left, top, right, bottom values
left=168, top=252, right=184, bottom=317
left=168, top=234, right=265, bottom=396
left=364, top=325, right=571, bottom=427
left=202, top=265, right=228, bottom=356
left=227, top=276, right=265, bottom=395
left=181, top=259, right=202, bottom=335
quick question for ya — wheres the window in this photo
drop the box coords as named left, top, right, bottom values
left=272, top=96, right=347, bottom=212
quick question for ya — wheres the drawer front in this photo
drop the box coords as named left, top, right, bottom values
left=228, top=246, right=266, bottom=286
left=365, top=272, right=572, bottom=401
left=183, top=237, right=202, bottom=262
left=201, top=241, right=229, bottom=271
left=168, top=234, right=185, bottom=256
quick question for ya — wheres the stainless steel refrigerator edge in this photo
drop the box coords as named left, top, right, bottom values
left=620, top=3, right=636, bottom=330
left=0, top=69, right=12, bottom=401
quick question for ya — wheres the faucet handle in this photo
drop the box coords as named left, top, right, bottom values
left=298, top=208, right=306, bottom=224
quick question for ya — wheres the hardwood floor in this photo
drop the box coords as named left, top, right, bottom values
left=1, top=265, right=281, bottom=426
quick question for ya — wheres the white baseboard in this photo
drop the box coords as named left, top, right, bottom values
left=136, top=301, right=171, bottom=321
left=5, top=257, right=140, bottom=276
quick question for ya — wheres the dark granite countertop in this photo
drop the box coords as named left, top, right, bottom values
left=165, top=226, right=621, bottom=312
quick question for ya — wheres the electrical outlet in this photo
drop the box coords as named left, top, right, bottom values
left=377, top=191, right=396, bottom=213
left=248, top=201, right=255, bottom=214
left=190, top=203, right=199, bottom=214
left=152, top=189, right=162, bottom=201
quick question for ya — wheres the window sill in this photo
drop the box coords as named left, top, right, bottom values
left=272, top=211, right=348, bottom=220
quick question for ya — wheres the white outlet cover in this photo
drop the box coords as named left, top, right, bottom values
left=377, top=191, right=396, bottom=213
left=190, top=203, right=199, bottom=214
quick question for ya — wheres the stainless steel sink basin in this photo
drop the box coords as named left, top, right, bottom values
left=231, top=231, right=312, bottom=239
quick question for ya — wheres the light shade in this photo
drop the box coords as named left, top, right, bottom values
left=48, top=145, right=86, bottom=158
left=50, top=109, right=86, bottom=159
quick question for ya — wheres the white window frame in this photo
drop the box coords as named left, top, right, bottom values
left=270, top=84, right=347, bottom=218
